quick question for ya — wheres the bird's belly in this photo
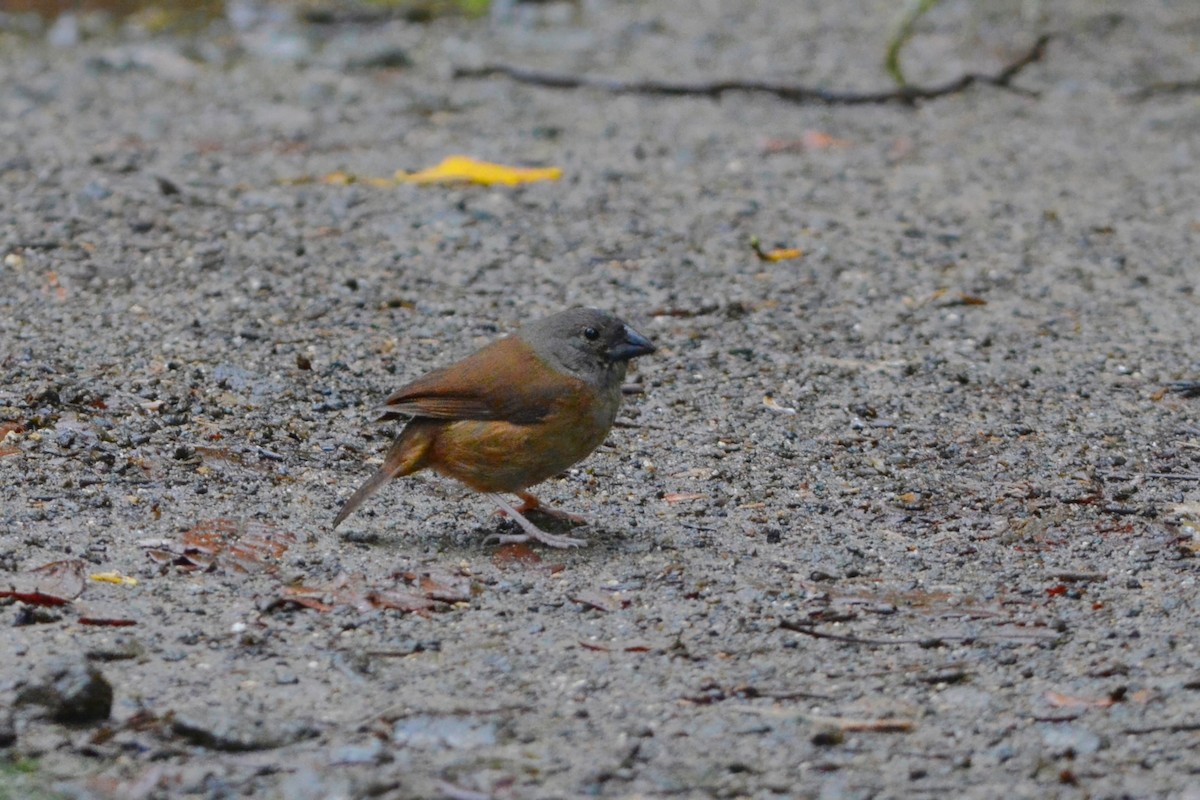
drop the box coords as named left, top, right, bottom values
left=429, top=401, right=617, bottom=493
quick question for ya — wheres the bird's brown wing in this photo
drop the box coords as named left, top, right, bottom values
left=378, top=335, right=568, bottom=424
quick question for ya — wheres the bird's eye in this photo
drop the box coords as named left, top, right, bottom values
left=583, top=326, right=599, bottom=341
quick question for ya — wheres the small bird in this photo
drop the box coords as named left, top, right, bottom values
left=332, top=307, right=655, bottom=547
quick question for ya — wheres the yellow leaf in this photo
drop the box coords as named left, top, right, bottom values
left=762, top=248, right=803, bottom=262
left=750, top=237, right=803, bottom=262
left=90, top=572, right=139, bottom=587
left=396, top=155, right=562, bottom=186
left=321, top=171, right=358, bottom=186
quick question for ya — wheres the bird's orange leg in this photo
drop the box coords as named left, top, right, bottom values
left=515, top=491, right=587, bottom=524
left=486, top=494, right=586, bottom=549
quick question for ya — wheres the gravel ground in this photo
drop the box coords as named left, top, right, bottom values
left=2, top=1, right=1199, bottom=798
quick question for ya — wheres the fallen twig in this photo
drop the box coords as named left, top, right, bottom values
left=779, top=619, right=1060, bottom=646
left=1122, top=722, right=1200, bottom=735
left=1167, top=381, right=1200, bottom=397
left=1050, top=572, right=1108, bottom=583
left=733, top=706, right=916, bottom=732
left=1130, top=80, right=1200, bottom=100
left=454, top=35, right=1052, bottom=106
left=358, top=702, right=532, bottom=729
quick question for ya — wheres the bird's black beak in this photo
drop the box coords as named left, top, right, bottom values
left=607, top=325, right=656, bottom=362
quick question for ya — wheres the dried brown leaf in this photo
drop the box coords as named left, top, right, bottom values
left=171, top=518, right=296, bottom=574
left=570, top=589, right=620, bottom=613
left=492, top=543, right=541, bottom=566
left=663, top=492, right=707, bottom=504
left=1045, top=690, right=1116, bottom=709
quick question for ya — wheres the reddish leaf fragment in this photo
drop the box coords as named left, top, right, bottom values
left=663, top=492, right=707, bottom=505
left=579, top=639, right=655, bottom=653
left=281, top=594, right=335, bottom=613
left=570, top=589, right=620, bottom=613
left=181, top=521, right=232, bottom=554
left=0, top=421, right=24, bottom=438
left=144, top=549, right=179, bottom=565
left=237, top=526, right=293, bottom=561
left=1045, top=690, right=1115, bottom=709
left=0, top=590, right=72, bottom=607
left=1045, top=585, right=1068, bottom=597
left=182, top=553, right=215, bottom=570
left=195, top=447, right=244, bottom=466
left=887, top=137, right=916, bottom=162
left=366, top=589, right=437, bottom=613
left=79, top=617, right=138, bottom=627
left=761, top=138, right=805, bottom=155
left=43, top=270, right=67, bottom=300
left=492, top=543, right=541, bottom=566
left=836, top=718, right=915, bottom=733
left=1, top=559, right=87, bottom=604
left=412, top=571, right=471, bottom=603
left=0, top=446, right=19, bottom=458
left=761, top=130, right=851, bottom=154
left=171, top=518, right=296, bottom=574
left=278, top=570, right=458, bottom=616
left=280, top=579, right=354, bottom=613
left=1129, top=689, right=1154, bottom=704
left=802, top=130, right=851, bottom=149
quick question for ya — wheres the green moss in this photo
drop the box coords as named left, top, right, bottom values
left=0, top=758, right=68, bottom=800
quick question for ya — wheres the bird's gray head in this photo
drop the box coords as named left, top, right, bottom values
left=520, top=307, right=655, bottom=386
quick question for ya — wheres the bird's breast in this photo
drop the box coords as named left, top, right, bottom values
left=427, top=381, right=622, bottom=494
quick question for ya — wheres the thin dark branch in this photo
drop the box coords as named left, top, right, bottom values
left=1130, top=80, right=1200, bottom=100
left=1050, top=572, right=1108, bottom=583
left=1167, top=380, right=1200, bottom=397
left=1122, top=722, right=1200, bottom=735
left=779, top=619, right=1061, bottom=646
left=780, top=621, right=914, bottom=646
left=455, top=35, right=1052, bottom=106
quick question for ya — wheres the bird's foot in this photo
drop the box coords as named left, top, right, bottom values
left=485, top=529, right=587, bottom=549
left=513, top=492, right=588, bottom=525
left=488, top=494, right=588, bottom=548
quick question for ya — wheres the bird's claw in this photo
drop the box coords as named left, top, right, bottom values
left=484, top=530, right=588, bottom=549
left=487, top=493, right=588, bottom=548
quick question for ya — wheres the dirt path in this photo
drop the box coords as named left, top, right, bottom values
left=2, top=1, right=1198, bottom=797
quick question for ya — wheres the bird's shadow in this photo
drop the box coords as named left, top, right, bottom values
left=516, top=508, right=587, bottom=533
left=331, top=492, right=632, bottom=555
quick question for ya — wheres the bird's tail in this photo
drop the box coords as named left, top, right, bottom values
left=331, top=422, right=433, bottom=528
